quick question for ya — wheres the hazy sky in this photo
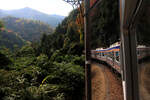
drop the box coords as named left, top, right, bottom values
left=0, top=0, right=73, bottom=16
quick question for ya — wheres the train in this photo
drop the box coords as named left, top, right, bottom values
left=91, top=42, right=150, bottom=73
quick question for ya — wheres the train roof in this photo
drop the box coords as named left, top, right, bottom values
left=96, top=45, right=120, bottom=51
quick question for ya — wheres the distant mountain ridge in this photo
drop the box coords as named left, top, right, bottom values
left=0, top=7, right=65, bottom=27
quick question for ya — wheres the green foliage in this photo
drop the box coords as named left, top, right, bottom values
left=39, top=9, right=84, bottom=57
left=16, top=44, right=35, bottom=57
left=0, top=66, right=41, bottom=100
left=2, top=16, right=53, bottom=42
left=0, top=47, right=12, bottom=57
left=91, top=0, right=120, bottom=48
left=0, top=29, right=25, bottom=50
left=0, top=8, right=84, bottom=100
left=0, top=52, right=12, bottom=69
left=12, top=57, right=35, bottom=70
left=42, top=62, right=84, bottom=100
left=50, top=50, right=84, bottom=66
left=36, top=54, right=50, bottom=70
left=0, top=49, right=84, bottom=100
left=0, top=20, right=4, bottom=29
left=50, top=50, right=64, bottom=62
left=21, top=85, right=65, bottom=100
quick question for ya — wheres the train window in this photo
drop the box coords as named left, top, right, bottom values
left=108, top=52, right=110, bottom=57
left=99, top=52, right=101, bottom=56
left=103, top=52, right=105, bottom=56
left=102, top=52, right=104, bottom=56
left=135, top=0, right=150, bottom=99
left=109, top=52, right=111, bottom=58
left=115, top=51, right=119, bottom=57
left=105, top=52, right=108, bottom=56
left=104, top=52, right=106, bottom=56
left=137, top=50, right=140, bottom=56
left=110, top=52, right=113, bottom=59
left=115, top=52, right=120, bottom=62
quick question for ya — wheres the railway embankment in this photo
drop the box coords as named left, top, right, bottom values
left=91, top=63, right=123, bottom=100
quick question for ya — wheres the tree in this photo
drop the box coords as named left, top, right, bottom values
left=0, top=20, right=3, bottom=29
left=90, top=0, right=120, bottom=48
left=0, top=52, right=12, bottom=69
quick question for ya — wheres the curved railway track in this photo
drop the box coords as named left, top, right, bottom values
left=91, top=63, right=123, bottom=100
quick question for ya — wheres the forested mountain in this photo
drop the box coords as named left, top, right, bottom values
left=2, top=16, right=53, bottom=42
left=0, top=29, right=25, bottom=50
left=0, top=7, right=65, bottom=27
left=0, top=8, right=84, bottom=100
left=38, top=9, right=84, bottom=57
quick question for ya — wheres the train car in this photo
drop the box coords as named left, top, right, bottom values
left=92, top=42, right=121, bottom=73
left=91, top=43, right=150, bottom=74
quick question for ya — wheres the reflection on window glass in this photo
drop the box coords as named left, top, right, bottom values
left=136, top=0, right=150, bottom=99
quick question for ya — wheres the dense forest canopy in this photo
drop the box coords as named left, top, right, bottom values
left=38, top=9, right=84, bottom=58
left=0, top=16, right=54, bottom=50
left=0, top=8, right=85, bottom=100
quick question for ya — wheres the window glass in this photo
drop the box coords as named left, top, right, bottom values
left=115, top=52, right=119, bottom=61
left=136, top=1, right=150, bottom=99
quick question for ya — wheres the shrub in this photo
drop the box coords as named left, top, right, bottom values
left=16, top=45, right=35, bottom=57
left=0, top=52, right=12, bottom=69
left=41, top=62, right=84, bottom=100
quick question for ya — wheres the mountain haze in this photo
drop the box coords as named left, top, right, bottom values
left=0, top=7, right=65, bottom=27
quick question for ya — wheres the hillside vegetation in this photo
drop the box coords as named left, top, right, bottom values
left=0, top=8, right=85, bottom=100
left=2, top=16, right=53, bottom=42
left=0, top=29, right=25, bottom=50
